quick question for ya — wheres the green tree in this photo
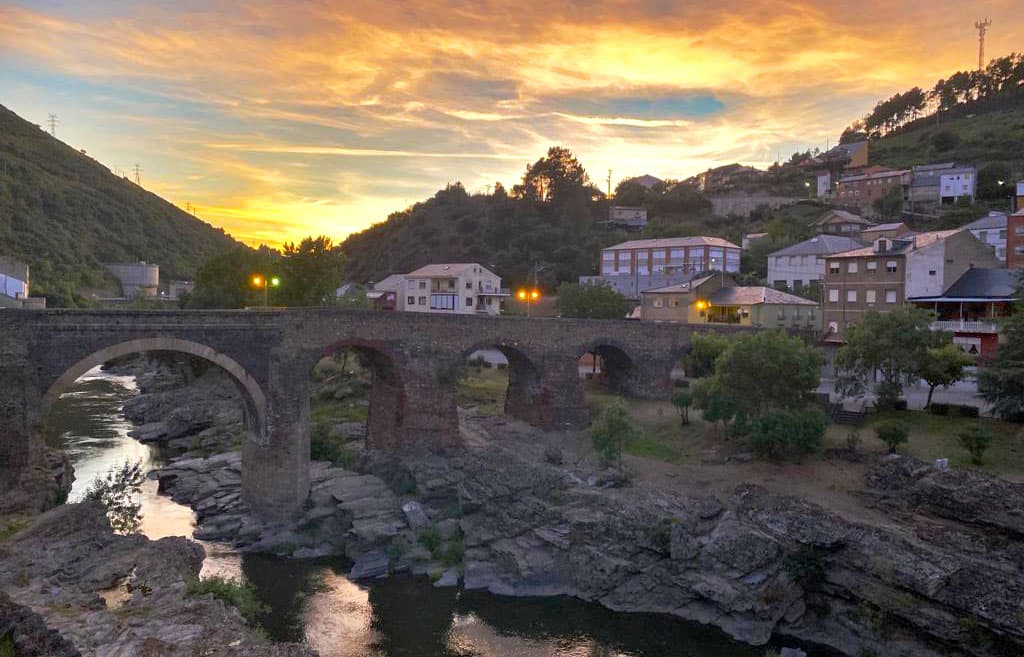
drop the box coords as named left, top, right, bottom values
left=555, top=282, right=632, bottom=319
left=957, top=425, right=993, bottom=464
left=917, top=344, right=973, bottom=408
left=836, top=309, right=943, bottom=408
left=872, top=187, right=905, bottom=220
left=513, top=146, right=590, bottom=207
left=591, top=400, right=634, bottom=469
left=977, top=162, right=1013, bottom=200
left=684, top=332, right=732, bottom=378
left=875, top=420, right=909, bottom=454
left=749, top=408, right=828, bottom=460
left=703, top=331, right=822, bottom=419
left=279, top=236, right=347, bottom=306
left=671, top=390, right=692, bottom=425
left=186, top=246, right=276, bottom=309
left=85, top=460, right=145, bottom=534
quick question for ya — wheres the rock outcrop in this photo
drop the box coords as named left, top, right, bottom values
left=0, top=501, right=315, bottom=657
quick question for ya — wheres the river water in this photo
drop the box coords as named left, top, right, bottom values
left=44, top=368, right=772, bottom=657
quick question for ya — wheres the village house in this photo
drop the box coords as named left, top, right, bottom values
left=834, top=168, right=910, bottom=216
left=640, top=274, right=819, bottom=330
left=813, top=209, right=876, bottom=236
left=767, top=234, right=864, bottom=293
left=908, top=163, right=977, bottom=208
left=1010, top=208, right=1024, bottom=270
left=859, top=222, right=913, bottom=242
left=909, top=268, right=1018, bottom=361
left=963, top=212, right=1008, bottom=263
left=604, top=206, right=647, bottom=230
left=368, top=264, right=508, bottom=315
left=822, top=230, right=1002, bottom=340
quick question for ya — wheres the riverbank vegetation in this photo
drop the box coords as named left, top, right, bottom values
left=185, top=576, right=265, bottom=626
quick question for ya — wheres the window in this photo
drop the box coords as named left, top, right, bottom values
left=407, top=296, right=415, bottom=305
left=447, top=280, right=455, bottom=289
left=828, top=288, right=839, bottom=302
left=419, top=281, right=426, bottom=289
left=886, top=261, right=898, bottom=273
left=430, top=294, right=455, bottom=310
left=928, top=270, right=936, bottom=276
left=793, top=280, right=803, bottom=290
left=653, top=298, right=663, bottom=308
left=1016, top=227, right=1024, bottom=236
left=866, top=290, right=876, bottom=303
left=847, top=290, right=857, bottom=302
left=1016, top=246, right=1024, bottom=255
left=418, top=296, right=427, bottom=305
left=794, top=308, right=801, bottom=319
left=829, top=262, right=840, bottom=274
left=670, top=248, right=684, bottom=261
left=885, top=290, right=897, bottom=303
left=466, top=297, right=473, bottom=307
left=602, top=252, right=615, bottom=262
left=999, top=230, right=1007, bottom=239
left=867, top=261, right=877, bottom=272
left=466, top=281, right=473, bottom=289
left=778, top=308, right=786, bottom=320
left=828, top=321, right=839, bottom=334
left=977, top=231, right=987, bottom=242
left=848, top=262, right=858, bottom=273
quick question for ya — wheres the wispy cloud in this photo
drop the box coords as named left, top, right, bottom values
left=1, top=0, right=1020, bottom=246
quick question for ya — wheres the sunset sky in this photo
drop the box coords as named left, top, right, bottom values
left=1, top=1, right=1021, bottom=247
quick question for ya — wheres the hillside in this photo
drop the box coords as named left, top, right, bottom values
left=868, top=106, right=1024, bottom=174
left=0, top=104, right=243, bottom=305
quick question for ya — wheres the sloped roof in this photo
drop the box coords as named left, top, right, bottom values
left=828, top=230, right=960, bottom=258
left=643, top=275, right=716, bottom=294
left=941, top=268, right=1019, bottom=299
left=630, top=174, right=663, bottom=189
left=371, top=273, right=406, bottom=291
left=815, top=210, right=874, bottom=227
left=604, top=236, right=741, bottom=250
left=963, top=213, right=1008, bottom=231
left=710, top=286, right=818, bottom=306
left=861, top=222, right=908, bottom=233
left=769, top=234, right=864, bottom=257
left=406, top=263, right=494, bottom=277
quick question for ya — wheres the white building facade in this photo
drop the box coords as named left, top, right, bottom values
left=399, top=263, right=508, bottom=315
left=767, top=235, right=864, bottom=292
left=963, top=213, right=1008, bottom=262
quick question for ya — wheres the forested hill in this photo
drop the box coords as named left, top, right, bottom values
left=340, top=147, right=765, bottom=289
left=0, top=104, right=243, bottom=305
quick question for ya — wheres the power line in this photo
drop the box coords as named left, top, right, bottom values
left=133, top=163, right=142, bottom=185
left=47, top=114, right=59, bottom=137
left=974, top=18, right=992, bottom=71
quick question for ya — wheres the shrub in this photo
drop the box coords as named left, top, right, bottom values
left=932, top=130, right=961, bottom=152
left=845, top=430, right=862, bottom=452
left=85, top=460, right=145, bottom=534
left=496, top=362, right=507, bottom=370
left=673, top=379, right=690, bottom=388
left=186, top=576, right=265, bottom=625
left=591, top=399, right=634, bottom=469
left=309, top=425, right=356, bottom=468
left=782, top=546, right=826, bottom=592
left=749, top=408, right=827, bottom=460
left=419, top=524, right=443, bottom=557
left=875, top=420, right=909, bottom=454
left=929, top=403, right=949, bottom=416
left=441, top=538, right=464, bottom=567
left=671, top=390, right=692, bottom=425
left=0, top=633, right=12, bottom=657
left=957, top=425, right=993, bottom=465
left=957, top=405, right=980, bottom=418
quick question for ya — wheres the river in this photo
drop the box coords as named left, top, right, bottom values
left=44, top=367, right=772, bottom=657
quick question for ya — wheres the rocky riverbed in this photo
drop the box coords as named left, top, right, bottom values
left=7, top=353, right=1024, bottom=657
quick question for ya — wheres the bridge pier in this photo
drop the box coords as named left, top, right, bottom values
left=616, top=355, right=676, bottom=400
left=242, top=356, right=310, bottom=522
left=392, top=360, right=460, bottom=451
left=537, top=356, right=591, bottom=430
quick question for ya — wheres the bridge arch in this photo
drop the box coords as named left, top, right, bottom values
left=575, top=339, right=641, bottom=396
left=311, top=340, right=407, bottom=451
left=40, top=337, right=268, bottom=445
left=458, top=342, right=544, bottom=426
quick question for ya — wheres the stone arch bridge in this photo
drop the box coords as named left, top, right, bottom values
left=0, top=309, right=753, bottom=520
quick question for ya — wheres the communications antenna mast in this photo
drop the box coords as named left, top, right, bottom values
left=133, top=163, right=142, bottom=185
left=974, top=18, right=992, bottom=71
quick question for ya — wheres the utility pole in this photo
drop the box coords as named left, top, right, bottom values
left=606, top=169, right=612, bottom=199
left=47, top=114, right=58, bottom=137
left=974, top=18, right=992, bottom=71
left=133, top=164, right=142, bottom=185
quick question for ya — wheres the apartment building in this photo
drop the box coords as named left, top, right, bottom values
left=370, top=264, right=508, bottom=315
left=768, top=234, right=864, bottom=292
left=598, top=237, right=741, bottom=277
left=834, top=168, right=910, bottom=216
left=822, top=230, right=1001, bottom=339
left=909, top=163, right=976, bottom=206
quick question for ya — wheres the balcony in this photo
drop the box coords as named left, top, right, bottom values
left=477, top=287, right=511, bottom=296
left=931, top=320, right=1000, bottom=334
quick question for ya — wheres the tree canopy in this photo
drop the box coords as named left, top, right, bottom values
left=555, top=282, right=633, bottom=319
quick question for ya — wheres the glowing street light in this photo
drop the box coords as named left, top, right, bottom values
left=251, top=273, right=280, bottom=307
left=517, top=287, right=541, bottom=317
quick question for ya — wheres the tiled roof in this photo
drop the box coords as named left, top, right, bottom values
left=941, top=268, right=1019, bottom=299
left=406, top=263, right=491, bottom=277
left=604, top=236, right=741, bottom=250
left=769, top=235, right=864, bottom=257
left=827, top=230, right=960, bottom=258
left=838, top=168, right=909, bottom=183
left=815, top=210, right=874, bottom=226
left=710, top=286, right=818, bottom=306
left=643, top=275, right=716, bottom=294
left=963, top=213, right=1008, bottom=231
left=861, top=222, right=907, bottom=232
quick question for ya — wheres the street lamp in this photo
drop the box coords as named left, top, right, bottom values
left=517, top=288, right=541, bottom=317
left=251, top=273, right=280, bottom=307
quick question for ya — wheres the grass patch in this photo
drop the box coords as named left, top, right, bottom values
left=844, top=411, right=1024, bottom=476
left=456, top=367, right=508, bottom=415
left=585, top=383, right=700, bottom=466
left=185, top=576, right=265, bottom=626
left=0, top=516, right=29, bottom=543
left=311, top=398, right=368, bottom=425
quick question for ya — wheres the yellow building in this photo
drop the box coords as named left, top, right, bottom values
left=642, top=277, right=821, bottom=331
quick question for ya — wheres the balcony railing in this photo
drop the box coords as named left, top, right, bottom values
left=931, top=320, right=1000, bottom=334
